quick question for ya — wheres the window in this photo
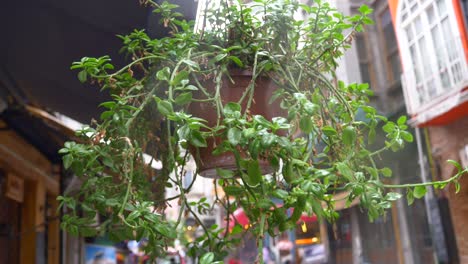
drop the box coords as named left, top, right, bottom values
left=379, top=7, right=402, bottom=84
left=397, top=0, right=468, bottom=113
left=355, top=33, right=375, bottom=87
left=353, top=3, right=401, bottom=91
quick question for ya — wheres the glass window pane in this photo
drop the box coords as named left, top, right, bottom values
left=406, top=25, right=414, bottom=42
left=427, top=4, right=435, bottom=22
left=390, top=54, right=402, bottom=81
left=431, top=25, right=445, bottom=69
left=418, top=36, right=432, bottom=76
left=441, top=70, right=451, bottom=88
left=360, top=63, right=371, bottom=85
left=402, top=8, right=408, bottom=21
left=437, top=0, right=447, bottom=16
left=417, top=84, right=426, bottom=104
left=410, top=45, right=422, bottom=83
left=441, top=18, right=455, bottom=61
left=384, top=25, right=397, bottom=50
left=355, top=35, right=368, bottom=60
left=414, top=16, right=422, bottom=34
left=452, top=63, right=463, bottom=83
left=426, top=79, right=437, bottom=97
left=411, top=1, right=419, bottom=13
left=380, top=8, right=392, bottom=28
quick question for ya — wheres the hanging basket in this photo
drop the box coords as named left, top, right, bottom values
left=188, top=70, right=285, bottom=178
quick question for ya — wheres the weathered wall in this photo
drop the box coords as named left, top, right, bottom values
left=428, top=116, right=468, bottom=263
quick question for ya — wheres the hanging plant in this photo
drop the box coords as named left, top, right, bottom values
left=58, top=0, right=466, bottom=262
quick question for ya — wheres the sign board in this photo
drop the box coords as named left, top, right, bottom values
left=5, top=173, right=24, bottom=203
left=85, top=244, right=116, bottom=264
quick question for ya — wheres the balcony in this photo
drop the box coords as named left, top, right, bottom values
left=401, top=36, right=468, bottom=126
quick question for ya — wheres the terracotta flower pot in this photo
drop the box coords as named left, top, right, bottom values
left=188, top=70, right=285, bottom=178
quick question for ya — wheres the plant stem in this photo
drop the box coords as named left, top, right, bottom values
left=257, top=213, right=266, bottom=264
left=92, top=55, right=164, bottom=79
left=382, top=169, right=466, bottom=189
left=184, top=198, right=213, bottom=250
left=118, top=137, right=134, bottom=217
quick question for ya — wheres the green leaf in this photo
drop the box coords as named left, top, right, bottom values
left=156, top=67, right=171, bottom=81
left=322, top=126, right=337, bottom=137
left=77, top=70, right=87, bottom=83
left=216, top=168, right=234, bottom=178
left=381, top=167, right=392, bottom=177
left=223, top=186, right=244, bottom=196
left=99, top=101, right=115, bottom=109
left=247, top=159, right=262, bottom=185
left=155, top=224, right=177, bottom=239
left=231, top=224, right=243, bottom=235
left=382, top=122, right=395, bottom=133
left=223, top=102, right=241, bottom=117
left=282, top=161, right=294, bottom=183
left=171, top=70, right=189, bottom=86
left=174, top=92, right=192, bottom=105
left=272, top=189, right=288, bottom=200
left=190, top=131, right=207, bottom=147
left=127, top=211, right=141, bottom=222
left=214, top=53, right=227, bottom=62
left=184, top=85, right=199, bottom=91
left=242, top=128, right=256, bottom=139
left=455, top=181, right=461, bottom=193
left=447, top=159, right=463, bottom=172
left=362, top=17, right=374, bottom=25
left=400, top=131, right=413, bottom=142
left=253, top=115, right=271, bottom=128
left=406, top=189, right=414, bottom=205
left=336, top=162, right=354, bottom=181
left=342, top=126, right=356, bottom=146
left=100, top=111, right=113, bottom=120
left=63, top=155, right=73, bottom=169
left=157, top=100, right=173, bottom=116
left=413, top=186, right=427, bottom=199
left=303, top=102, right=318, bottom=115
left=386, top=192, right=402, bottom=201
left=397, top=116, right=407, bottom=125
left=300, top=116, right=313, bottom=133
left=200, top=252, right=214, bottom=264
left=258, top=199, right=274, bottom=209
left=228, top=56, right=244, bottom=67
left=181, top=59, right=199, bottom=70
left=368, top=128, right=376, bottom=144
left=358, top=4, right=373, bottom=15
left=58, top=147, right=69, bottom=154
left=434, top=182, right=447, bottom=190
left=227, top=127, right=242, bottom=146
left=261, top=134, right=276, bottom=148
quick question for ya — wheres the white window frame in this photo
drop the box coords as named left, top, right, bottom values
left=395, top=0, right=468, bottom=116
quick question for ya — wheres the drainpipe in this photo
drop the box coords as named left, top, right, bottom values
left=415, top=127, right=448, bottom=263
left=350, top=208, right=363, bottom=264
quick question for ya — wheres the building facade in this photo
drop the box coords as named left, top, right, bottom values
left=388, top=0, right=468, bottom=262
left=324, top=0, right=463, bottom=263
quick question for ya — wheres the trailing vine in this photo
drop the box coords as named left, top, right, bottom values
left=58, top=0, right=466, bottom=262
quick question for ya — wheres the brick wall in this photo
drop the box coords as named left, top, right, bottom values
left=428, top=116, right=468, bottom=263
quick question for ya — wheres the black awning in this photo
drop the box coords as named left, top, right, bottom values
left=1, top=107, right=73, bottom=163
left=0, top=0, right=197, bottom=124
